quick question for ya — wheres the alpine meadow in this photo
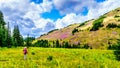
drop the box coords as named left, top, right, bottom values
left=1, top=0, right=120, bottom=68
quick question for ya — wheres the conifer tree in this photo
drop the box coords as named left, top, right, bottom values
left=13, top=25, right=23, bottom=46
left=6, top=22, right=12, bottom=47
left=0, top=11, right=6, bottom=47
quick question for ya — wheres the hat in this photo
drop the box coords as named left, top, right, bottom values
left=24, top=46, right=27, bottom=49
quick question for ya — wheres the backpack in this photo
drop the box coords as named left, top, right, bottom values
left=23, top=48, right=27, bottom=54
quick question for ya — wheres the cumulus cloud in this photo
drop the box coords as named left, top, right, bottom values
left=53, top=0, right=96, bottom=15
left=55, top=13, right=83, bottom=28
left=55, top=0, right=120, bottom=29
left=87, top=0, right=120, bottom=19
left=0, top=0, right=54, bottom=37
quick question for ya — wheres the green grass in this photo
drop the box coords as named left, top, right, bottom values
left=0, top=47, right=120, bottom=68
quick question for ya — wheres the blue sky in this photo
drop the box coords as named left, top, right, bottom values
left=0, top=0, right=120, bottom=38
left=30, top=0, right=43, bottom=4
left=41, top=8, right=64, bottom=21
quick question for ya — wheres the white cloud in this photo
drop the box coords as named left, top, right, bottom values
left=0, top=0, right=54, bottom=37
left=41, top=0, right=53, bottom=12
left=55, top=13, right=89, bottom=29
left=55, top=0, right=120, bottom=29
left=55, top=13, right=80, bottom=28
left=87, top=0, right=120, bottom=19
left=53, top=0, right=96, bottom=15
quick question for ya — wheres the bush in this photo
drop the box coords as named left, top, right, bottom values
left=83, top=44, right=89, bottom=49
left=108, top=38, right=120, bottom=50
left=31, top=52, right=35, bottom=55
left=47, top=56, right=53, bottom=61
left=79, top=23, right=85, bottom=27
left=108, top=45, right=118, bottom=50
left=117, top=25, right=120, bottom=28
left=72, top=28, right=78, bottom=35
left=106, top=23, right=120, bottom=28
left=114, top=15, right=120, bottom=18
left=118, top=19, right=120, bottom=22
left=90, top=16, right=105, bottom=31
left=106, top=23, right=117, bottom=28
left=114, top=50, right=120, bottom=60
left=79, top=21, right=88, bottom=27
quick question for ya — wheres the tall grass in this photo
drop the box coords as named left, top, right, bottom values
left=0, top=47, right=120, bottom=68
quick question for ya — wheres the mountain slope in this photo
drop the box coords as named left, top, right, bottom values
left=39, top=24, right=79, bottom=40
left=36, top=7, right=120, bottom=49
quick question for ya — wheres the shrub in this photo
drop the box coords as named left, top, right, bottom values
left=31, top=52, right=35, bottom=55
left=72, top=28, right=78, bottom=35
left=108, top=38, right=120, bottom=50
left=79, top=21, right=87, bottom=27
left=108, top=45, right=118, bottom=50
left=114, top=50, right=120, bottom=60
left=117, top=25, right=120, bottom=28
left=114, top=15, right=120, bottom=18
left=118, top=19, right=120, bottom=22
left=106, top=23, right=117, bottom=28
left=83, top=44, right=89, bottom=49
left=79, top=23, right=85, bottom=27
left=47, top=56, right=53, bottom=61
left=90, top=16, right=105, bottom=31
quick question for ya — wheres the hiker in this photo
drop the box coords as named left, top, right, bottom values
left=23, top=47, right=28, bottom=60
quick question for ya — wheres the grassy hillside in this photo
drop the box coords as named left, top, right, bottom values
left=36, top=7, right=120, bottom=49
left=38, top=24, right=79, bottom=40
left=0, top=47, right=120, bottom=68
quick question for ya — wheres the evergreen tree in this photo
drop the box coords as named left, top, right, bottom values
left=25, top=34, right=32, bottom=47
left=0, top=11, right=5, bottom=26
left=0, top=25, right=4, bottom=47
left=64, top=42, right=69, bottom=48
left=12, top=25, right=23, bottom=47
left=6, top=22, right=12, bottom=47
left=24, top=35, right=35, bottom=47
left=20, top=35, right=24, bottom=46
left=56, top=40, right=60, bottom=47
left=0, top=11, right=6, bottom=47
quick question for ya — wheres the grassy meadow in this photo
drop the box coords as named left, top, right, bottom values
left=0, top=47, right=120, bottom=68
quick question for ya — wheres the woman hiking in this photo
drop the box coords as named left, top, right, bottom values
left=23, top=47, right=28, bottom=60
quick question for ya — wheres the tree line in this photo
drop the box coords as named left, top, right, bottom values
left=33, top=40, right=90, bottom=49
